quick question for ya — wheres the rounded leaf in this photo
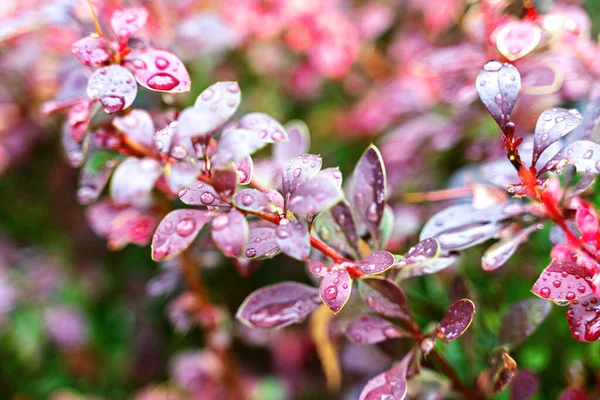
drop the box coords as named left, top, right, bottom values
left=482, top=224, right=542, bottom=271
left=476, top=61, right=521, bottom=131
left=178, top=180, right=229, bottom=208
left=77, top=150, right=121, bottom=205
left=532, top=108, right=582, bottom=166
left=110, top=157, right=161, bottom=207
left=233, top=189, right=278, bottom=214
left=87, top=65, right=138, bottom=114
left=395, top=238, right=441, bottom=268
left=72, top=35, right=111, bottom=67
left=243, top=223, right=279, bottom=259
left=235, top=155, right=253, bottom=185
left=191, top=82, right=241, bottom=137
left=275, top=218, right=310, bottom=261
left=274, top=120, right=310, bottom=168
left=317, top=167, right=343, bottom=189
left=165, top=161, right=202, bottom=193
left=282, top=154, right=322, bottom=197
left=358, top=351, right=411, bottom=400
left=538, top=140, right=600, bottom=176
left=238, top=112, right=288, bottom=143
left=320, top=268, right=352, bottom=313
left=113, top=109, right=155, bottom=150
left=61, top=122, right=89, bottom=167
left=498, top=298, right=551, bottom=348
left=345, top=315, right=410, bottom=344
left=287, top=176, right=342, bottom=215
left=128, top=50, right=191, bottom=93
left=358, top=277, right=413, bottom=322
left=111, top=6, right=149, bottom=42
left=151, top=209, right=215, bottom=260
left=211, top=209, right=248, bottom=257
left=212, top=163, right=239, bottom=200
left=211, top=129, right=267, bottom=166
left=531, top=259, right=594, bottom=304
left=356, top=251, right=395, bottom=275
left=436, top=299, right=475, bottom=341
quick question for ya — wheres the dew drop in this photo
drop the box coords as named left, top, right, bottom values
left=241, top=194, right=254, bottom=206
left=553, top=280, right=561, bottom=288
left=212, top=214, right=229, bottom=230
left=583, top=150, right=593, bottom=159
left=540, top=287, right=551, bottom=298
left=200, top=192, right=215, bottom=205
left=175, top=218, right=196, bottom=236
left=155, top=57, right=169, bottom=70
left=324, top=285, right=338, bottom=300
left=147, top=73, right=180, bottom=91
left=292, top=168, right=301, bottom=178
left=245, top=248, right=257, bottom=258
left=100, top=96, right=125, bottom=113
left=566, top=292, right=576, bottom=301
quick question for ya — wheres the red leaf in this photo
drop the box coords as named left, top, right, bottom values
left=235, top=156, right=253, bottom=185
left=110, top=6, right=149, bottom=42
left=567, top=295, right=600, bottom=342
left=320, top=268, right=352, bottom=313
left=212, top=163, right=239, bottom=201
left=498, top=298, right=551, bottom=348
left=151, top=209, right=215, bottom=260
left=510, top=370, right=540, bottom=400
left=436, top=299, right=475, bottom=341
left=128, top=50, right=190, bottom=93
left=87, top=65, right=138, bottom=114
left=575, top=201, right=599, bottom=245
left=531, top=259, right=594, bottom=304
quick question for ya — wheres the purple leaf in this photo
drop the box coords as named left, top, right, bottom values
left=273, top=120, right=310, bottom=168
left=113, top=109, right=155, bottom=150
left=128, top=49, right=191, bottom=93
left=287, top=176, right=342, bottom=215
left=358, top=277, right=413, bottom=322
left=238, top=112, right=288, bottom=143
left=510, top=370, right=540, bottom=400
left=396, top=255, right=458, bottom=280
left=351, top=145, right=386, bottom=246
left=243, top=222, right=279, bottom=259
left=498, top=298, right=551, bottom=348
left=531, top=259, right=594, bottom=304
left=211, top=209, right=248, bottom=257
left=475, top=61, right=521, bottom=131
left=77, top=150, right=121, bottom=205
left=436, top=299, right=475, bottom=341
left=566, top=174, right=596, bottom=200
left=356, top=251, right=395, bottom=275
left=320, top=268, right=352, bottom=313
left=211, top=129, right=268, bottom=166
left=235, top=156, right=253, bottom=185
left=190, top=82, right=241, bottom=137
left=87, top=65, right=138, bottom=114
left=538, top=140, right=600, bottom=175
left=358, top=351, right=412, bottom=400
left=165, top=161, right=202, bottom=193
left=110, top=157, right=161, bottom=207
left=61, top=122, right=89, bottom=167
left=275, top=218, right=310, bottom=261
left=282, top=154, right=322, bottom=198
left=331, top=201, right=359, bottom=249
left=178, top=180, right=229, bottom=208
left=566, top=295, right=600, bottom=342
left=482, top=224, right=542, bottom=271
left=212, top=163, right=239, bottom=201
left=345, top=315, right=411, bottom=344
left=72, top=35, right=111, bottom=67
left=111, top=6, right=149, bottom=42
left=151, top=209, right=215, bottom=260
left=233, top=189, right=278, bottom=214
left=308, top=260, right=328, bottom=277
left=532, top=108, right=582, bottom=166
left=236, top=282, right=321, bottom=329
left=313, top=207, right=358, bottom=258
left=317, top=167, right=343, bottom=189
left=395, top=238, right=441, bottom=268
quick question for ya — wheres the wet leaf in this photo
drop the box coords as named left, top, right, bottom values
left=476, top=61, right=521, bottom=131
left=345, top=315, right=411, bottom=344
left=436, top=299, right=475, bottom=341
left=110, top=6, right=149, bottom=42
left=496, top=21, right=542, bottom=61
left=331, top=201, right=359, bottom=250
left=538, top=140, right=600, bottom=176
left=531, top=259, right=594, bottom=304
left=77, top=150, right=121, bottom=205
left=358, top=277, right=413, bottom=322
left=498, top=298, right=551, bottom=348
left=113, top=109, right=156, bottom=150
left=211, top=129, right=268, bottom=166
left=288, top=176, right=342, bottom=215
left=212, top=163, right=238, bottom=200
left=87, top=65, right=138, bottom=114
left=317, top=167, right=343, bottom=189
left=282, top=154, right=322, bottom=198
left=320, top=268, right=352, bottom=313
left=72, top=35, right=111, bottom=67
left=211, top=209, right=248, bottom=257
left=567, top=295, right=600, bottom=342
left=178, top=180, right=229, bottom=208
left=532, top=108, right=582, bottom=166
left=313, top=207, right=358, bottom=258
left=151, top=209, right=215, bottom=260
left=275, top=218, right=310, bottom=261
left=243, top=222, right=279, bottom=259
left=274, top=120, right=310, bottom=168
left=236, top=282, right=320, bottom=329
left=356, top=251, right=395, bottom=275
left=189, top=82, right=241, bottom=138
left=238, top=112, right=288, bottom=143
left=358, top=350, right=412, bottom=400
left=233, top=189, right=278, bottom=214
left=510, top=370, right=540, bottom=400
left=236, top=155, right=253, bottom=185
left=165, top=161, right=202, bottom=193
left=482, top=224, right=542, bottom=271
left=396, top=254, right=458, bottom=280
left=395, top=238, right=440, bottom=268
left=351, top=145, right=386, bottom=246
left=128, top=49, right=191, bottom=93
left=568, top=96, right=600, bottom=143
left=308, top=260, right=328, bottom=277
left=61, top=122, right=89, bottom=167
left=66, top=99, right=93, bottom=142
left=110, top=157, right=161, bottom=207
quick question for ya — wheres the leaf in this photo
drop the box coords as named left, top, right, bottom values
left=128, top=49, right=191, bottom=93
left=165, top=161, right=202, bottom=193
left=310, top=304, right=341, bottom=392
left=110, top=157, right=162, bottom=207
left=282, top=154, right=322, bottom=197
left=356, top=251, right=395, bottom=275
left=287, top=176, right=342, bottom=215
left=498, top=298, right=551, bottom=348
left=496, top=21, right=542, bottom=61
left=236, top=155, right=253, bottom=185
left=358, top=277, right=413, bottom=322
left=77, top=150, right=121, bottom=205
left=313, top=207, right=358, bottom=258
left=419, top=203, right=529, bottom=251
left=510, top=370, right=540, bottom=400
left=345, top=315, right=411, bottom=344
left=72, top=35, right=111, bottom=67
left=317, top=168, right=343, bottom=189
left=379, top=204, right=395, bottom=250
left=395, top=238, right=441, bottom=268
left=237, top=112, right=288, bottom=143
left=273, top=120, right=310, bottom=168
left=211, top=209, right=248, bottom=257
left=212, top=163, right=238, bottom=201
left=475, top=61, right=521, bottom=131
left=482, top=349, right=517, bottom=396
left=308, top=260, right=328, bottom=277
left=538, top=140, right=600, bottom=176
left=66, top=99, right=93, bottom=142
left=113, top=109, right=156, bottom=150
left=233, top=189, right=278, bottom=214
left=531, top=259, right=594, bottom=304
left=61, top=122, right=89, bottom=167
left=275, top=218, right=310, bottom=261
left=532, top=108, right=582, bottom=166
left=358, top=351, right=412, bottom=400
left=243, top=222, right=279, bottom=259
left=320, top=268, right=352, bottom=313
left=151, top=209, right=215, bottom=260
left=178, top=180, right=230, bottom=208
left=189, top=82, right=241, bottom=138
left=351, top=145, right=386, bottom=246
left=236, top=282, right=321, bottom=329
left=331, top=201, right=359, bottom=249
left=211, top=129, right=268, bottom=166
left=481, top=224, right=542, bottom=271
left=567, top=95, right=600, bottom=143
left=567, top=295, right=600, bottom=342
left=436, top=299, right=475, bottom=341
left=87, top=65, right=138, bottom=114
left=396, top=255, right=458, bottom=280
left=110, top=6, right=149, bottom=42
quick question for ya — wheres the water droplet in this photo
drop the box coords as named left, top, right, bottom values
left=272, top=130, right=285, bottom=141
left=100, top=96, right=125, bottom=113
left=245, top=248, right=257, bottom=258
left=366, top=203, right=379, bottom=223
left=324, top=285, right=338, bottom=300
left=483, top=61, right=502, bottom=72
left=553, top=280, right=561, bottom=288
left=276, top=228, right=290, bottom=239
left=200, top=192, right=215, bottom=205
left=577, top=285, right=586, bottom=293
left=176, top=218, right=196, bottom=236
left=155, top=57, right=169, bottom=70
left=555, top=116, right=565, bottom=123
left=479, top=80, right=486, bottom=87
left=241, top=194, right=254, bottom=206
left=383, top=326, right=399, bottom=338
left=212, top=214, right=229, bottom=230
left=494, top=93, right=503, bottom=104
left=293, top=168, right=301, bottom=178
left=584, top=150, right=593, bottom=159
left=147, top=73, right=179, bottom=91
left=543, top=113, right=552, bottom=121
left=227, top=84, right=239, bottom=93
left=540, top=287, right=551, bottom=298
left=201, top=88, right=214, bottom=100
left=566, top=292, right=576, bottom=301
